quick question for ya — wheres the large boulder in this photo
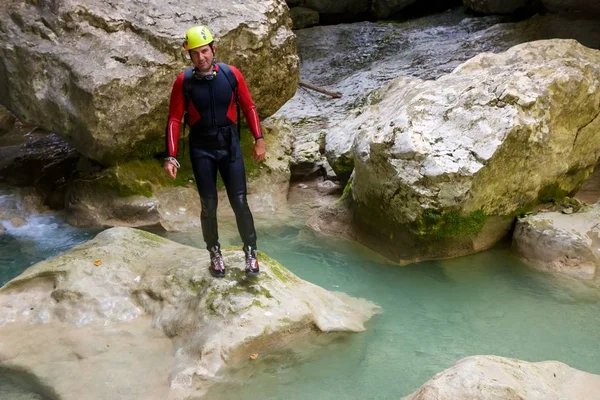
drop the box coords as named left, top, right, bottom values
left=0, top=227, right=379, bottom=399
left=403, top=355, right=600, bottom=400
left=513, top=201, right=600, bottom=280
left=290, top=7, right=320, bottom=30
left=542, top=0, right=600, bottom=14
left=323, top=39, right=600, bottom=263
left=463, top=0, right=533, bottom=14
left=0, top=0, right=298, bottom=165
left=302, top=0, right=371, bottom=15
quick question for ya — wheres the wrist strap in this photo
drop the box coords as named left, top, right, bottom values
left=165, top=157, right=181, bottom=168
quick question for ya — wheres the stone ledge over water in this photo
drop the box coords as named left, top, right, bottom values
left=403, top=355, right=600, bottom=400
left=0, top=227, right=379, bottom=399
left=513, top=201, right=600, bottom=280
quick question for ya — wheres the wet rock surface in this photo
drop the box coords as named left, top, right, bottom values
left=0, top=227, right=379, bottom=399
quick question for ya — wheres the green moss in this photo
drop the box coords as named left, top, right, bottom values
left=137, top=230, right=169, bottom=244
left=278, top=317, right=293, bottom=324
left=188, top=278, right=208, bottom=294
left=93, top=156, right=196, bottom=198
left=513, top=183, right=570, bottom=217
left=537, top=183, right=568, bottom=203
left=337, top=175, right=354, bottom=205
left=419, top=209, right=487, bottom=239
left=252, top=299, right=265, bottom=308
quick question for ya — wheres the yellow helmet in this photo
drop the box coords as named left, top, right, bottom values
left=183, top=26, right=214, bottom=51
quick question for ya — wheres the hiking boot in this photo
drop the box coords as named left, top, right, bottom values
left=244, top=246, right=259, bottom=277
left=208, top=245, right=225, bottom=278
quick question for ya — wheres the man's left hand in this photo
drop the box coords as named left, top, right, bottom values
left=252, top=138, right=266, bottom=163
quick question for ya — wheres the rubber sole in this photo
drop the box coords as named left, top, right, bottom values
left=245, top=269, right=260, bottom=277
left=209, top=267, right=226, bottom=278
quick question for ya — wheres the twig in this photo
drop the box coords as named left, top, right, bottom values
left=298, top=81, right=342, bottom=98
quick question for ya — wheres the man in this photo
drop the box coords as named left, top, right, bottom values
left=163, top=25, right=266, bottom=278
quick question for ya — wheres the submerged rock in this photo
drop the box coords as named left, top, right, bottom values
left=0, top=0, right=298, bottom=165
left=0, top=227, right=379, bottom=399
left=321, top=39, right=600, bottom=263
left=513, top=201, right=600, bottom=280
left=403, top=355, right=600, bottom=400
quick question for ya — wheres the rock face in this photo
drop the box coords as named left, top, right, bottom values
left=371, top=0, right=417, bottom=18
left=0, top=105, right=16, bottom=134
left=541, top=0, right=600, bottom=13
left=463, top=0, right=532, bottom=14
left=0, top=122, right=80, bottom=209
left=0, top=0, right=298, bottom=165
left=324, top=39, right=600, bottom=263
left=403, top=355, right=600, bottom=400
left=0, top=227, right=379, bottom=399
left=303, top=0, right=371, bottom=15
left=290, top=7, right=320, bottom=29
left=513, top=202, right=600, bottom=280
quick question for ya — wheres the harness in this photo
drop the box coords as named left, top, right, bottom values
left=182, top=62, right=241, bottom=139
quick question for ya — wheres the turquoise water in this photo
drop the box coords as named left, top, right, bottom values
left=2, top=209, right=600, bottom=398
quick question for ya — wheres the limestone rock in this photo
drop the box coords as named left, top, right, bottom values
left=0, top=0, right=298, bottom=165
left=404, top=355, right=600, bottom=400
left=325, top=39, right=600, bottom=263
left=513, top=202, right=600, bottom=280
left=0, top=126, right=79, bottom=209
left=463, top=0, right=532, bottom=14
left=317, top=179, right=342, bottom=194
left=0, top=227, right=380, bottom=398
left=290, top=7, right=320, bottom=30
left=66, top=173, right=202, bottom=232
left=232, top=116, right=294, bottom=215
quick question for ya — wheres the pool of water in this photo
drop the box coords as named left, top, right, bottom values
left=199, top=225, right=600, bottom=399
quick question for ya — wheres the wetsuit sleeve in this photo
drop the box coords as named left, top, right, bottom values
left=230, top=66, right=263, bottom=140
left=165, top=72, right=186, bottom=158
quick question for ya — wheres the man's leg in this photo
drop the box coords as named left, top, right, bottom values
left=218, top=152, right=259, bottom=275
left=190, top=147, right=225, bottom=276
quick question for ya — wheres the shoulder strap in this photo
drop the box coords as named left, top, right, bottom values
left=217, top=62, right=241, bottom=138
left=182, top=67, right=194, bottom=114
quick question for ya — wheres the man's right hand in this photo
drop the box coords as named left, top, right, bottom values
left=164, top=161, right=178, bottom=180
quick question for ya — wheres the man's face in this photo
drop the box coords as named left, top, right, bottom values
left=190, top=44, right=215, bottom=72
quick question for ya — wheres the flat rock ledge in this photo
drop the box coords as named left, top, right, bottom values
left=513, top=201, right=600, bottom=280
left=0, top=227, right=379, bottom=399
left=403, top=355, right=600, bottom=400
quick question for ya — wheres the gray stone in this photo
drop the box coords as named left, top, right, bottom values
left=0, top=227, right=380, bottom=399
left=0, top=0, right=298, bottom=165
left=403, top=355, right=600, bottom=400
left=513, top=202, right=600, bottom=280
left=317, top=179, right=342, bottom=194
